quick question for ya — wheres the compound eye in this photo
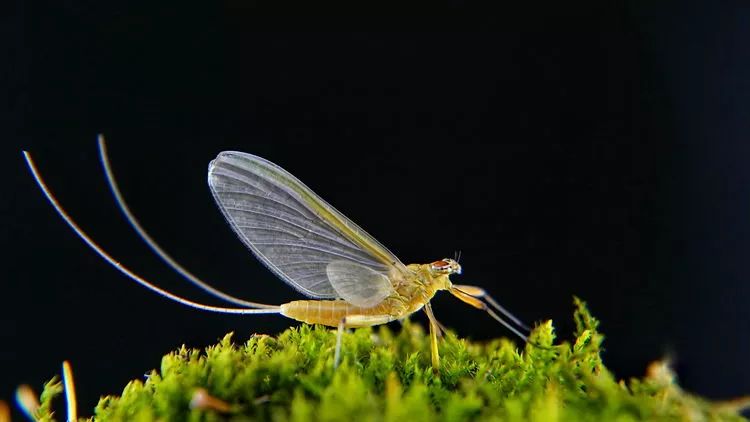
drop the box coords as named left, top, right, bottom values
left=430, top=259, right=451, bottom=273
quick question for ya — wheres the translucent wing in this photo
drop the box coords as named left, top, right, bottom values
left=326, top=260, right=393, bottom=307
left=207, top=152, right=408, bottom=306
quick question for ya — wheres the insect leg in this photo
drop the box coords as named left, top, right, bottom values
left=449, top=287, right=528, bottom=342
left=427, top=307, right=449, bottom=338
left=333, top=314, right=393, bottom=369
left=422, top=303, right=446, bottom=338
left=423, top=302, right=441, bottom=371
left=451, top=284, right=530, bottom=331
left=335, top=318, right=346, bottom=369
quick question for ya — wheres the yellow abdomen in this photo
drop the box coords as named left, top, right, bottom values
left=280, top=299, right=401, bottom=327
left=280, top=263, right=444, bottom=327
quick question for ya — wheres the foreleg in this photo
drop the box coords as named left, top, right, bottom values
left=452, top=284, right=529, bottom=331
left=450, top=285, right=529, bottom=342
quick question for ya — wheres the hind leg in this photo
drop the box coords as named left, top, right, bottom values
left=334, top=314, right=393, bottom=369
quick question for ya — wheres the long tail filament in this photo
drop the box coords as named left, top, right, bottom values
left=23, top=150, right=280, bottom=316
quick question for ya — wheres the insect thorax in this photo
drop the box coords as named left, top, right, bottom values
left=394, top=263, right=452, bottom=314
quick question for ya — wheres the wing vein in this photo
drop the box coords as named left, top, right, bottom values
left=208, top=152, right=404, bottom=301
left=223, top=206, right=371, bottom=257
left=250, top=241, right=382, bottom=267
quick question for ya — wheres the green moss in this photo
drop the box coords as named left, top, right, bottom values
left=32, top=298, right=749, bottom=421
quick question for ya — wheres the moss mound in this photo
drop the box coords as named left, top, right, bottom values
left=30, top=298, right=748, bottom=421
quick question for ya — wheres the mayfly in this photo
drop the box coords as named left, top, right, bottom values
left=23, top=136, right=532, bottom=370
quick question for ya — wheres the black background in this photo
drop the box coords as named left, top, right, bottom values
left=3, top=0, right=750, bottom=418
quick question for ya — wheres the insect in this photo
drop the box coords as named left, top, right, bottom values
left=23, top=136, right=531, bottom=370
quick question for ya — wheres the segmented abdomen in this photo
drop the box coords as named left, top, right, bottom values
left=280, top=300, right=399, bottom=327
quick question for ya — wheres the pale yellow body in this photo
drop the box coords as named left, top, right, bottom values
left=280, top=263, right=451, bottom=327
left=25, top=140, right=525, bottom=375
